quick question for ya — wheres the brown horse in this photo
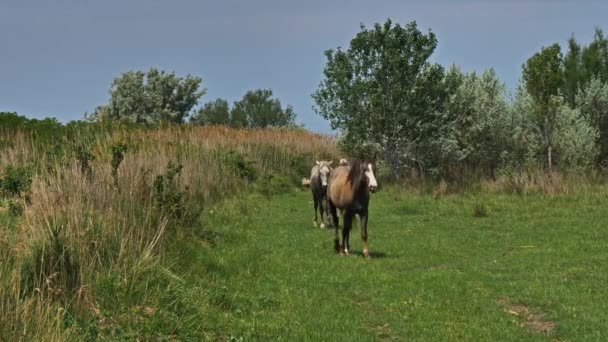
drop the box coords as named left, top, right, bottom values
left=327, top=159, right=378, bottom=258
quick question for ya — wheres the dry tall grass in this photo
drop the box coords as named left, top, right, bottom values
left=0, top=125, right=339, bottom=340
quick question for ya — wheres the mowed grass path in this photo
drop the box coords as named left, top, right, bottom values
left=172, top=187, right=608, bottom=341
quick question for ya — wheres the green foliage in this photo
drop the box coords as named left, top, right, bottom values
left=231, top=89, right=296, bottom=128
left=562, top=28, right=608, bottom=106
left=313, top=19, right=447, bottom=178
left=110, top=142, right=128, bottom=185
left=153, top=161, right=185, bottom=217
left=522, top=43, right=563, bottom=171
left=553, top=96, right=598, bottom=171
left=8, top=199, right=24, bottom=216
left=1, top=165, right=32, bottom=198
left=73, top=141, right=95, bottom=177
left=90, top=68, right=206, bottom=124
left=256, top=173, right=293, bottom=199
left=576, top=78, right=608, bottom=165
left=218, top=149, right=257, bottom=182
left=445, top=67, right=510, bottom=171
left=191, top=98, right=231, bottom=125
left=506, top=86, right=544, bottom=169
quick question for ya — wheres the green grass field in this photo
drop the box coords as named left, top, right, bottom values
left=107, top=186, right=607, bottom=341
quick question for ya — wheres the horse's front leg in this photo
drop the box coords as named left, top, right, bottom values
left=342, top=211, right=353, bottom=255
left=312, top=195, right=319, bottom=227
left=360, top=210, right=370, bottom=258
left=319, top=196, right=326, bottom=228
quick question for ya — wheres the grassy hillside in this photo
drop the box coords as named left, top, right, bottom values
left=0, top=124, right=339, bottom=340
left=2, top=123, right=608, bottom=341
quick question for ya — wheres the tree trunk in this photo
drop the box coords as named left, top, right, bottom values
left=384, top=146, right=399, bottom=181
left=544, top=115, right=553, bottom=174
left=547, top=145, right=553, bottom=174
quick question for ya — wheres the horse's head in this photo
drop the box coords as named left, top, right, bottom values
left=349, top=159, right=378, bottom=193
left=316, top=160, right=333, bottom=189
left=363, top=160, right=378, bottom=193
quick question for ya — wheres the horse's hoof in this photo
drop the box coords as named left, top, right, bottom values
left=313, top=221, right=318, bottom=227
left=363, top=249, right=371, bottom=259
left=320, top=223, right=325, bottom=229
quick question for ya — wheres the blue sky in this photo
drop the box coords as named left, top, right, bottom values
left=1, top=0, right=607, bottom=133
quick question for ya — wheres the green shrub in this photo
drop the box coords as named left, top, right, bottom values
left=218, top=149, right=257, bottom=182
left=74, top=142, right=95, bottom=177
left=1, top=165, right=32, bottom=198
left=154, top=161, right=185, bottom=217
left=110, top=142, right=128, bottom=186
left=8, top=199, right=24, bottom=216
left=256, top=173, right=294, bottom=198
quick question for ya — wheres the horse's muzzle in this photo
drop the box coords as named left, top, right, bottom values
left=369, top=185, right=377, bottom=193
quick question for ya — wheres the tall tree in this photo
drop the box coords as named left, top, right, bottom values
left=231, top=89, right=296, bottom=128
left=191, top=98, right=230, bottom=125
left=312, top=19, right=447, bottom=178
left=576, top=78, right=608, bottom=165
left=446, top=68, right=510, bottom=172
left=522, top=43, right=563, bottom=172
left=581, top=28, right=608, bottom=83
left=562, top=36, right=583, bottom=107
left=90, top=68, right=205, bottom=124
left=562, top=28, right=608, bottom=107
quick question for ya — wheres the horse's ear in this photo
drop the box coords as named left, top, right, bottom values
left=316, top=160, right=320, bottom=165
left=328, top=160, right=333, bottom=165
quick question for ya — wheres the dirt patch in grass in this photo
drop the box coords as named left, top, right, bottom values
left=497, top=297, right=558, bottom=337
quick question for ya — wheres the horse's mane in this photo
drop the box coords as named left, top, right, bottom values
left=347, top=159, right=367, bottom=192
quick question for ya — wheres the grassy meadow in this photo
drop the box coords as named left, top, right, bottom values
left=1, top=124, right=608, bottom=341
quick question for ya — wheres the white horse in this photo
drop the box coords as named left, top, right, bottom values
left=310, top=160, right=333, bottom=228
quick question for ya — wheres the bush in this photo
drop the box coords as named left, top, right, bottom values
left=8, top=199, right=24, bottom=216
left=256, top=173, right=294, bottom=198
left=154, top=161, right=185, bottom=217
left=218, top=149, right=257, bottom=182
left=110, top=142, right=128, bottom=186
left=1, top=165, right=32, bottom=198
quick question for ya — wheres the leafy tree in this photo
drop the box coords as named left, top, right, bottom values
left=552, top=96, right=598, bottom=171
left=507, top=85, right=544, bottom=169
left=522, top=43, right=563, bottom=172
left=576, top=78, right=608, bottom=165
left=312, top=19, right=447, bottom=178
left=90, top=68, right=205, bottom=124
left=446, top=68, right=510, bottom=172
left=562, top=28, right=608, bottom=107
left=191, top=98, right=231, bottom=125
left=580, top=28, right=608, bottom=83
left=231, top=89, right=296, bottom=128
left=562, top=36, right=583, bottom=106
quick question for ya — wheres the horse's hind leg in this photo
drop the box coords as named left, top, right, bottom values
left=360, top=211, right=370, bottom=258
left=329, top=201, right=340, bottom=252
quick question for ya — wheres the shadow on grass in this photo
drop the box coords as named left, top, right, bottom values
left=350, top=250, right=388, bottom=259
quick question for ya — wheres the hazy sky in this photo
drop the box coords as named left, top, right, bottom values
left=1, top=0, right=607, bottom=132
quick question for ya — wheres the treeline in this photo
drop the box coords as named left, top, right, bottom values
left=86, top=68, right=297, bottom=128
left=313, top=20, right=608, bottom=179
